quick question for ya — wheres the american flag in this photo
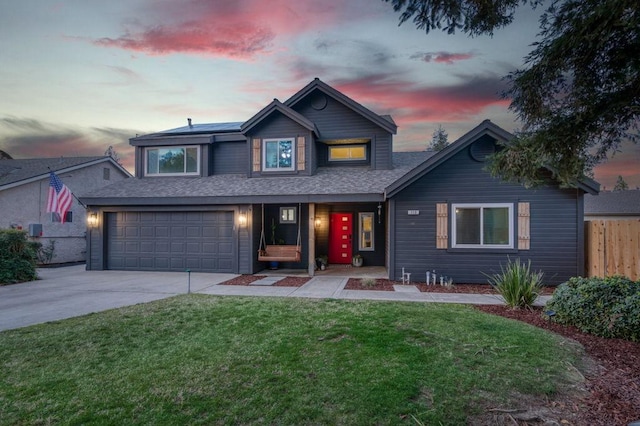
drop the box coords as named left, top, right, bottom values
left=46, top=171, right=73, bottom=223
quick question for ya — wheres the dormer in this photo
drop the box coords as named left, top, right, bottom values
left=241, top=99, right=319, bottom=177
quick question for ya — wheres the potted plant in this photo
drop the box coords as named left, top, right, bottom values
left=352, top=254, right=363, bottom=267
left=316, top=255, right=328, bottom=270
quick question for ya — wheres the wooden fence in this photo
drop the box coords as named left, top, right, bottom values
left=585, top=220, right=640, bottom=280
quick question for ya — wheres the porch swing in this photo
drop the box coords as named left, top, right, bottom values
left=257, top=203, right=302, bottom=262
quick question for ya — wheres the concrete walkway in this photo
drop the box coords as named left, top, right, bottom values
left=0, top=265, right=551, bottom=332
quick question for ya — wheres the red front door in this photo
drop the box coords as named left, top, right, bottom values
left=329, top=213, right=352, bottom=264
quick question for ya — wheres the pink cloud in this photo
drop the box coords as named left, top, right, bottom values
left=411, top=51, right=474, bottom=64
left=91, top=0, right=361, bottom=59
left=333, top=74, right=509, bottom=125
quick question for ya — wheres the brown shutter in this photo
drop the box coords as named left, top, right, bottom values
left=518, top=202, right=530, bottom=250
left=252, top=138, right=261, bottom=172
left=297, top=136, right=305, bottom=171
left=436, top=203, right=448, bottom=249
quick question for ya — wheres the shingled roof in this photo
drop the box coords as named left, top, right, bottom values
left=81, top=151, right=434, bottom=205
left=584, top=190, right=640, bottom=216
left=0, top=157, right=129, bottom=190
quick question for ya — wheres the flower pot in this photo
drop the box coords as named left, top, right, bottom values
left=352, top=257, right=363, bottom=267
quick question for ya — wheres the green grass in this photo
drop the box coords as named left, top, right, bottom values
left=0, top=296, right=583, bottom=425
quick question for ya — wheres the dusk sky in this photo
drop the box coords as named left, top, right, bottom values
left=1, top=0, right=637, bottom=189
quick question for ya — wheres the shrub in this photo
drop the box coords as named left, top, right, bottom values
left=545, top=276, right=640, bottom=341
left=360, top=277, right=377, bottom=288
left=0, top=229, right=40, bottom=284
left=486, top=258, right=543, bottom=309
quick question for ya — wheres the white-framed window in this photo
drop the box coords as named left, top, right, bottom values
left=145, top=146, right=199, bottom=176
left=452, top=203, right=513, bottom=248
left=329, top=145, right=367, bottom=161
left=280, top=207, right=296, bottom=224
left=359, top=212, right=374, bottom=251
left=263, top=138, right=294, bottom=171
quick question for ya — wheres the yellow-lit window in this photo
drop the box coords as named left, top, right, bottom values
left=329, top=145, right=366, bottom=161
left=359, top=212, right=374, bottom=250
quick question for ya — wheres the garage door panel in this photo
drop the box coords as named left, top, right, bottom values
left=107, top=211, right=235, bottom=273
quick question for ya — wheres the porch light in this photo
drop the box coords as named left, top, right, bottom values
left=314, top=217, right=321, bottom=228
left=87, top=212, right=98, bottom=227
left=238, top=212, right=247, bottom=227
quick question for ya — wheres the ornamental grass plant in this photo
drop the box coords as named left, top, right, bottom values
left=487, top=257, right=544, bottom=309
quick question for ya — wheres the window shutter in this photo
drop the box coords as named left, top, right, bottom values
left=518, top=202, right=530, bottom=250
left=252, top=138, right=261, bottom=172
left=297, top=136, right=305, bottom=171
left=436, top=203, right=448, bottom=249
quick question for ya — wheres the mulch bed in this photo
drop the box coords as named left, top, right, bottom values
left=345, top=278, right=556, bottom=295
left=218, top=275, right=310, bottom=287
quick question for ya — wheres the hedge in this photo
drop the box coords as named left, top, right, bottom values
left=0, top=229, right=40, bottom=284
left=545, top=276, right=640, bottom=341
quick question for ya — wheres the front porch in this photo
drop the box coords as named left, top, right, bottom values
left=251, top=202, right=387, bottom=276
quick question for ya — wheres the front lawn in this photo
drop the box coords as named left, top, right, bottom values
left=0, top=296, right=584, bottom=425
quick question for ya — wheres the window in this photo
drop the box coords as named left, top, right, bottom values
left=103, top=167, right=110, bottom=180
left=280, top=207, right=296, bottom=224
left=452, top=203, right=513, bottom=248
left=145, top=146, right=199, bottom=175
left=359, top=212, right=374, bottom=251
left=263, top=138, right=294, bottom=171
left=329, top=145, right=366, bottom=161
left=51, top=211, right=72, bottom=223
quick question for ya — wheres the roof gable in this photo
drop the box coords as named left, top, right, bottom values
left=0, top=157, right=131, bottom=191
left=385, top=119, right=599, bottom=198
left=284, top=78, right=397, bottom=135
left=241, top=99, right=319, bottom=136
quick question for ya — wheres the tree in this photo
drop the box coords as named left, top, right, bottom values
left=104, top=145, right=121, bottom=165
left=613, top=175, right=629, bottom=191
left=385, top=0, right=640, bottom=187
left=428, top=124, right=449, bottom=151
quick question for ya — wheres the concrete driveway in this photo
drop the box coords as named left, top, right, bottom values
left=0, top=265, right=237, bottom=332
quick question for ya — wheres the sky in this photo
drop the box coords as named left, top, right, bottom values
left=0, top=0, right=637, bottom=189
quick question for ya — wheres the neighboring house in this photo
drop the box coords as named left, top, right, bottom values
left=0, top=157, right=131, bottom=264
left=584, top=190, right=640, bottom=220
left=81, top=78, right=598, bottom=284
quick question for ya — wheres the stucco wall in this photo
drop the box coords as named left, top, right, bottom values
left=0, top=162, right=129, bottom=264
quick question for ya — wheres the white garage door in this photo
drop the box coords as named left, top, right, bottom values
left=107, top=211, right=236, bottom=272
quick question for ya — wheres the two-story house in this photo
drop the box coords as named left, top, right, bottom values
left=82, top=78, right=599, bottom=284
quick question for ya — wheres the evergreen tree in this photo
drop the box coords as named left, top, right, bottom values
left=428, top=124, right=448, bottom=151
left=613, top=175, right=629, bottom=191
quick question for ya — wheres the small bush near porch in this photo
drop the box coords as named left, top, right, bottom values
left=0, top=297, right=584, bottom=424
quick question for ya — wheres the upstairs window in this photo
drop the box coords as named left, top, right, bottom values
left=145, top=147, right=199, bottom=176
left=263, top=138, right=294, bottom=171
left=329, top=145, right=366, bottom=162
left=452, top=203, right=513, bottom=248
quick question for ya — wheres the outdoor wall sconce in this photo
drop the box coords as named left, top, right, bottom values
left=87, top=212, right=98, bottom=227
left=238, top=212, right=247, bottom=227
left=314, top=217, right=321, bottom=228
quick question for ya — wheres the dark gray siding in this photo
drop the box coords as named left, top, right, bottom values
left=246, top=112, right=313, bottom=177
left=291, top=91, right=393, bottom=170
left=212, top=141, right=247, bottom=175
left=391, top=139, right=582, bottom=285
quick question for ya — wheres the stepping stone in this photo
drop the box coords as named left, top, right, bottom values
left=393, top=285, right=420, bottom=293
left=250, top=277, right=283, bottom=286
